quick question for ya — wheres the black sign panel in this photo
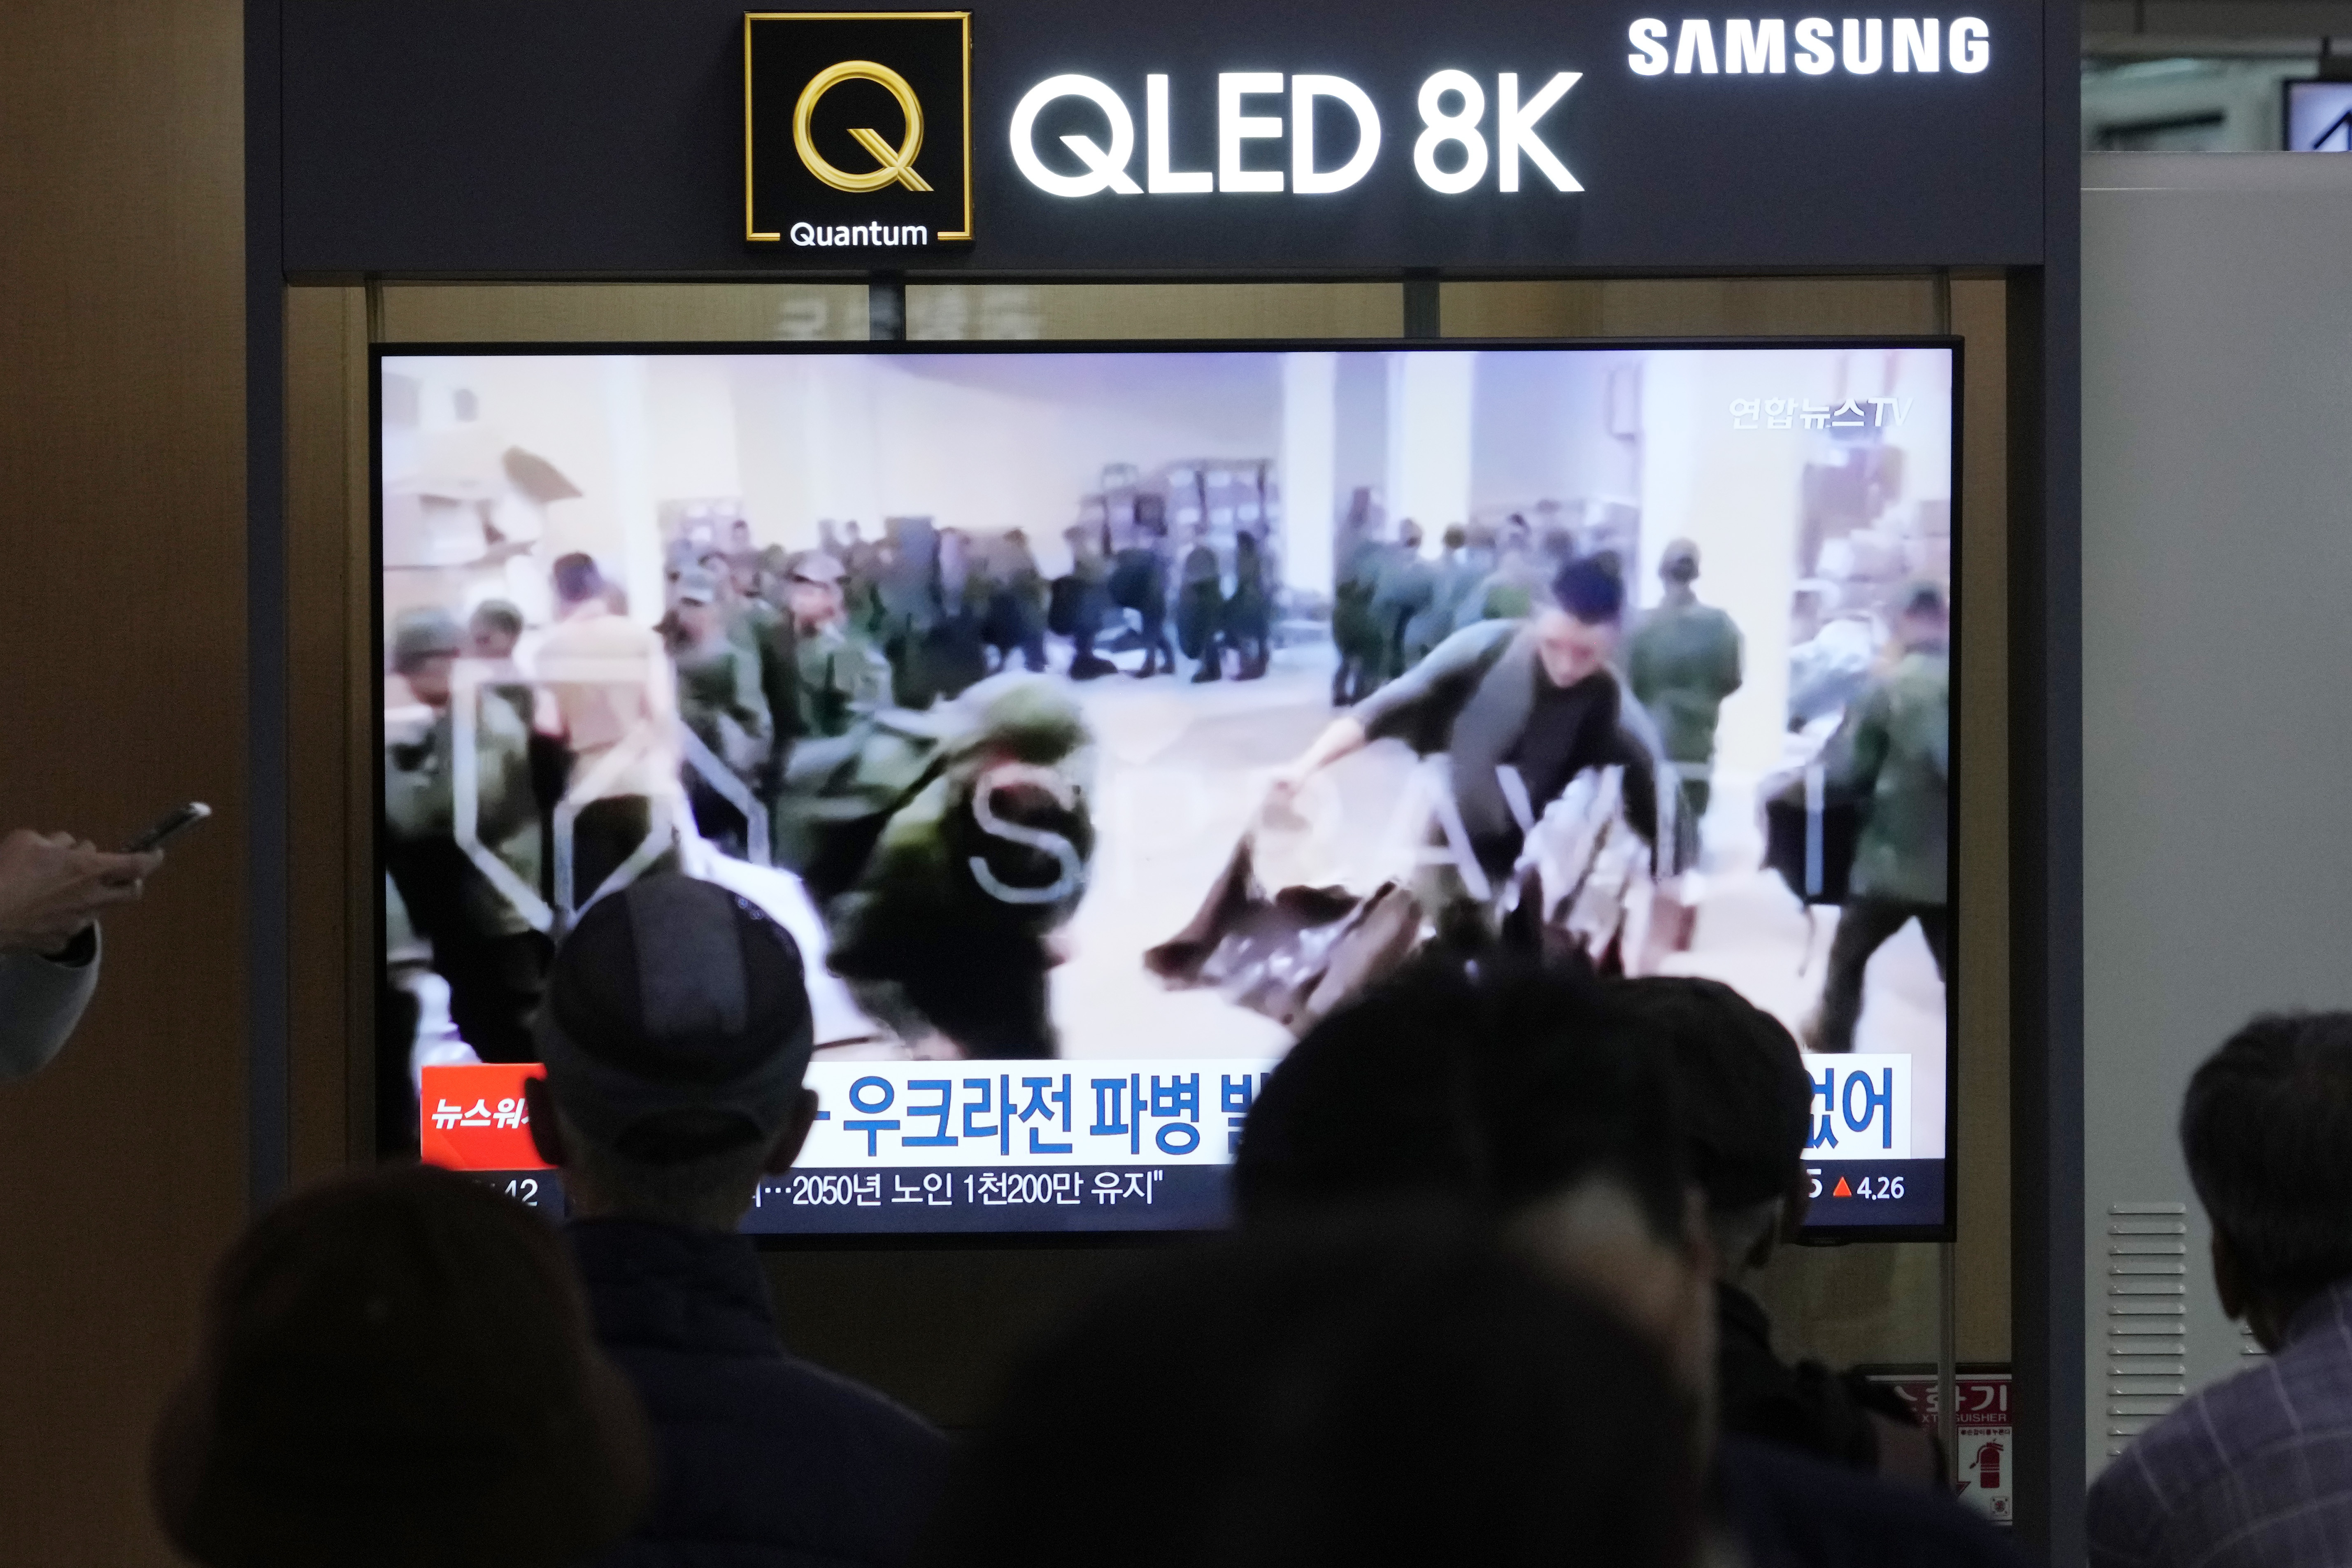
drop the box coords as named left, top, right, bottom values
left=279, top=0, right=2047, bottom=276
left=745, top=12, right=972, bottom=247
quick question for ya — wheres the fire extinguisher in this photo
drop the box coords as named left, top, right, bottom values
left=1970, top=1440, right=2004, bottom=1492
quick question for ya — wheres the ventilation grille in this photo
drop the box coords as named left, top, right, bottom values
left=2106, top=1202, right=2188, bottom=1456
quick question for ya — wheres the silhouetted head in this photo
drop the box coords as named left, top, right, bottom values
left=916, top=1213, right=1701, bottom=1568
left=2184, top=1011, right=2352, bottom=1347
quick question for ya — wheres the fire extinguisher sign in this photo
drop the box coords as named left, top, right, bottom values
left=1869, top=1369, right=2012, bottom=1525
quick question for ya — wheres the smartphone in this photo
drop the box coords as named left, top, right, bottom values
left=123, top=801, right=212, bottom=854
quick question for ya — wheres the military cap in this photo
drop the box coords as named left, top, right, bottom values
left=389, top=607, right=463, bottom=673
left=786, top=551, right=847, bottom=587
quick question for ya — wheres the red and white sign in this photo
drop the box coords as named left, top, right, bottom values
left=419, top=1063, right=550, bottom=1172
left=1875, top=1370, right=2012, bottom=1525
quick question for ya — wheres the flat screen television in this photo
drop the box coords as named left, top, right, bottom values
left=376, top=337, right=1959, bottom=1241
left=2284, top=79, right=2352, bottom=151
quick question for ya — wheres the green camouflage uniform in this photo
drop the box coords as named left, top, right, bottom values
left=1457, top=556, right=1547, bottom=631
left=1811, top=644, right=1951, bottom=1052
left=775, top=676, right=1094, bottom=1057
left=787, top=623, right=893, bottom=742
left=1628, top=592, right=1744, bottom=819
left=730, top=597, right=796, bottom=759
left=1330, top=537, right=1390, bottom=704
left=383, top=696, right=542, bottom=935
left=674, top=635, right=773, bottom=783
left=382, top=690, right=549, bottom=1061
left=1824, top=647, right=1949, bottom=906
left=1175, top=542, right=1225, bottom=666
left=1370, top=549, right=1438, bottom=683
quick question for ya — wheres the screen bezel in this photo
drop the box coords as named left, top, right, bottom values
left=370, top=333, right=1965, bottom=1247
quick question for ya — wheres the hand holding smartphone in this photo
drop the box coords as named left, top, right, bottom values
left=0, top=804, right=198, bottom=957
left=123, top=801, right=211, bottom=856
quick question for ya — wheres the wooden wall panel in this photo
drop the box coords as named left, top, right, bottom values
left=375, top=281, right=1402, bottom=346
left=1443, top=275, right=1947, bottom=339
left=379, top=283, right=869, bottom=344
left=284, top=286, right=375, bottom=1186
left=1950, top=277, right=2012, bottom=1366
left=907, top=282, right=1402, bottom=340
left=0, top=2, right=247, bottom=1563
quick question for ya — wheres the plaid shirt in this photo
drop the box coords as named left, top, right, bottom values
left=2088, top=1278, right=2352, bottom=1568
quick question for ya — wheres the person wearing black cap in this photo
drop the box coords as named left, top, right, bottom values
left=151, top=1165, right=654, bottom=1568
left=521, top=872, right=947, bottom=1567
left=1804, top=580, right=1951, bottom=1053
left=1621, top=975, right=1938, bottom=1484
left=1271, top=554, right=1658, bottom=942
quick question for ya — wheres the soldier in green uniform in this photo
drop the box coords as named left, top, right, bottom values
left=1404, top=525, right=1473, bottom=669
left=1369, top=520, right=1435, bottom=685
left=667, top=567, right=772, bottom=857
left=464, top=599, right=532, bottom=721
left=1112, top=516, right=1177, bottom=680
left=728, top=554, right=797, bottom=791
left=774, top=675, right=1094, bottom=1058
left=382, top=607, right=549, bottom=1062
left=1627, top=540, right=1745, bottom=823
left=1223, top=529, right=1273, bottom=681
left=873, top=518, right=945, bottom=708
left=1175, top=523, right=1226, bottom=684
left=777, top=551, right=891, bottom=744
left=981, top=529, right=1049, bottom=674
left=1330, top=523, right=1391, bottom=707
left=1455, top=520, right=1549, bottom=635
left=1055, top=522, right=1120, bottom=681
left=1806, top=582, right=1950, bottom=1053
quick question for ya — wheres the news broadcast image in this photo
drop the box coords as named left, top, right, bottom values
left=378, top=343, right=1955, bottom=1235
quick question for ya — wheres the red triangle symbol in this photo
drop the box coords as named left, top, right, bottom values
left=1833, top=1176, right=1854, bottom=1198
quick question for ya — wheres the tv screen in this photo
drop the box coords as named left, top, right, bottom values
left=2285, top=79, right=2352, bottom=151
left=378, top=338, right=1959, bottom=1240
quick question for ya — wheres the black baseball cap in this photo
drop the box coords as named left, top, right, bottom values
left=535, top=873, right=816, bottom=1158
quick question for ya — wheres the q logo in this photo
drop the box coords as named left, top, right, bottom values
left=793, top=61, right=932, bottom=193
left=746, top=12, right=973, bottom=246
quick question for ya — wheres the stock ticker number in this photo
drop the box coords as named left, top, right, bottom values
left=1808, top=1167, right=1906, bottom=1201
left=466, top=1174, right=551, bottom=1209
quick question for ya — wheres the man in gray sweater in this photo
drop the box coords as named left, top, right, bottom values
left=0, top=827, right=159, bottom=1080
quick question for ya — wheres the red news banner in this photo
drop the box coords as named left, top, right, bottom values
left=419, top=1063, right=549, bottom=1172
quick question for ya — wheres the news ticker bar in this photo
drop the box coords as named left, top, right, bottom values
left=464, top=1160, right=1943, bottom=1235
left=423, top=1052, right=1924, bottom=1175
left=1801, top=1160, right=1943, bottom=1226
left=749, top=1166, right=1228, bottom=1233
left=461, top=1166, right=1227, bottom=1233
